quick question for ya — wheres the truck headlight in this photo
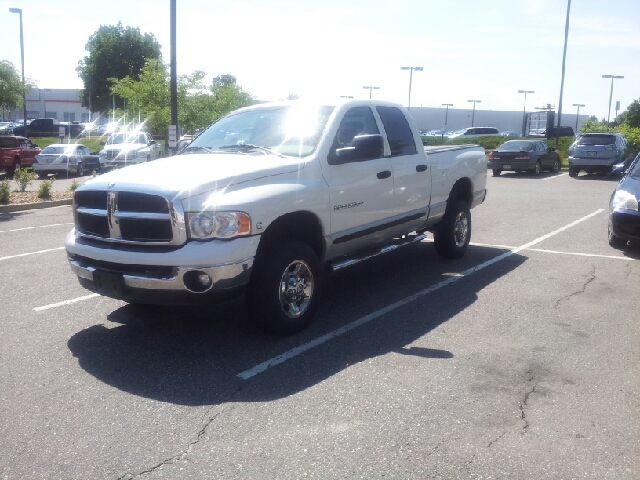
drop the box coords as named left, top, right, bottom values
left=612, top=190, right=638, bottom=211
left=187, top=211, right=251, bottom=240
left=137, top=150, right=148, bottom=158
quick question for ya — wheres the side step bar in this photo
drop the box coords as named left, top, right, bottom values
left=327, top=233, right=428, bottom=272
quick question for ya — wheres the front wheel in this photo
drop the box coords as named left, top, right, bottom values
left=492, top=169, right=502, bottom=177
left=608, top=224, right=625, bottom=249
left=434, top=200, right=471, bottom=259
left=76, top=162, right=84, bottom=176
left=248, top=240, right=323, bottom=335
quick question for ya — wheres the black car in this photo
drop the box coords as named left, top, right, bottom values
left=487, top=140, right=562, bottom=177
left=608, top=153, right=640, bottom=248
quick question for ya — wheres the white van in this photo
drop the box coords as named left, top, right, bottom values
left=448, top=127, right=500, bottom=139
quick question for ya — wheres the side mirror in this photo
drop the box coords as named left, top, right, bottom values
left=150, top=140, right=156, bottom=145
left=333, top=134, right=384, bottom=164
left=550, top=147, right=556, bottom=151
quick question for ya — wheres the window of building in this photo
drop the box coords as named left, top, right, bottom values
left=45, top=112, right=57, bottom=119
left=63, top=112, right=76, bottom=122
left=81, top=113, right=90, bottom=122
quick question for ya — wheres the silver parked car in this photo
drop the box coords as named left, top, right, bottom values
left=0, top=122, right=15, bottom=135
left=568, top=132, right=628, bottom=177
left=448, top=126, right=500, bottom=139
left=33, top=144, right=101, bottom=178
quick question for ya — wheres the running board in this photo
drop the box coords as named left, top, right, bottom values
left=327, top=233, right=428, bottom=272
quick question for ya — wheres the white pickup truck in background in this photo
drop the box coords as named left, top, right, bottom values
left=66, top=100, right=487, bottom=333
left=99, top=131, right=161, bottom=168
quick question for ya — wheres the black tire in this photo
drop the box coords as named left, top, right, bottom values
left=534, top=160, right=541, bottom=175
left=492, top=169, right=502, bottom=177
left=569, top=166, right=579, bottom=177
left=608, top=224, right=625, bottom=249
left=434, top=199, right=471, bottom=259
left=76, top=162, right=84, bottom=176
left=7, top=159, right=20, bottom=178
left=248, top=240, right=323, bottom=335
left=551, top=159, right=561, bottom=173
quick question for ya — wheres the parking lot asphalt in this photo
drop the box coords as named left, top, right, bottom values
left=1, top=170, right=638, bottom=479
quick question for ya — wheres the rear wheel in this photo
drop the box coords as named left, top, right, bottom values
left=551, top=159, right=561, bottom=173
left=492, top=169, right=501, bottom=177
left=569, top=166, right=579, bottom=177
left=434, top=200, right=471, bottom=259
left=7, top=159, right=20, bottom=178
left=534, top=160, right=541, bottom=175
left=247, top=240, right=323, bottom=335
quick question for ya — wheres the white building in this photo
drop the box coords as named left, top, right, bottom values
left=8, top=88, right=92, bottom=123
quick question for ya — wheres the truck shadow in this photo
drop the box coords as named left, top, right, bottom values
left=67, top=243, right=526, bottom=406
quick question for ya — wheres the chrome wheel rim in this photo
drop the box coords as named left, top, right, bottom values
left=553, top=160, right=560, bottom=172
left=535, top=162, right=541, bottom=174
left=279, top=260, right=314, bottom=318
left=453, top=211, right=469, bottom=247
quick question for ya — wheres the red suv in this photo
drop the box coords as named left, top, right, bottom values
left=0, top=136, right=41, bottom=176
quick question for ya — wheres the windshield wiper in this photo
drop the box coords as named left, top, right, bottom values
left=181, top=145, right=217, bottom=155
left=218, top=144, right=285, bottom=158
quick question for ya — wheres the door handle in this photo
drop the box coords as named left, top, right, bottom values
left=377, top=170, right=391, bottom=179
left=416, top=164, right=428, bottom=172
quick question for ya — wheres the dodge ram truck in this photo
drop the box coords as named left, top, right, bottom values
left=65, top=100, right=488, bottom=333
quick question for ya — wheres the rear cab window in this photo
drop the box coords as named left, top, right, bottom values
left=375, top=106, right=417, bottom=156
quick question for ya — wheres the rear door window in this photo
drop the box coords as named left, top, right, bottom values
left=375, top=106, right=418, bottom=156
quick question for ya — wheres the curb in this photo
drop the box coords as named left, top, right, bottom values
left=0, top=198, right=72, bottom=214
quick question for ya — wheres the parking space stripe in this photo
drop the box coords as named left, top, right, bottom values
left=542, top=173, right=568, bottom=181
left=0, top=247, right=65, bottom=262
left=237, top=209, right=606, bottom=380
left=527, top=248, right=636, bottom=260
left=34, top=294, right=100, bottom=312
left=0, top=222, right=73, bottom=234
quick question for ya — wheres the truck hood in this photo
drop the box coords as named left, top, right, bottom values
left=80, top=152, right=305, bottom=198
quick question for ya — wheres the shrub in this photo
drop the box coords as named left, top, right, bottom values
left=37, top=177, right=55, bottom=199
left=0, top=179, right=10, bottom=204
left=69, top=179, right=80, bottom=191
left=13, top=167, right=38, bottom=192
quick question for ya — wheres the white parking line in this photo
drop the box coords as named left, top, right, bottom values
left=542, top=173, right=568, bottom=181
left=0, top=247, right=65, bottom=262
left=34, top=294, right=100, bottom=312
left=237, top=209, right=605, bottom=380
left=527, top=248, right=636, bottom=260
left=0, top=222, right=74, bottom=233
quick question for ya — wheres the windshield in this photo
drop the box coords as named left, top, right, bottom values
left=498, top=141, right=533, bottom=152
left=107, top=133, right=147, bottom=145
left=577, top=134, right=615, bottom=146
left=184, top=104, right=335, bottom=158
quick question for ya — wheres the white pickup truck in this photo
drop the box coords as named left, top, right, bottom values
left=65, top=100, right=487, bottom=333
left=99, top=131, right=162, bottom=168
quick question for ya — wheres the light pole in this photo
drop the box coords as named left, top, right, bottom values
left=602, top=74, right=623, bottom=125
left=400, top=67, right=423, bottom=109
left=572, top=103, right=585, bottom=134
left=9, top=7, right=27, bottom=138
left=362, top=86, right=379, bottom=99
left=467, top=99, right=481, bottom=127
left=442, top=103, right=452, bottom=139
left=518, top=90, right=534, bottom=137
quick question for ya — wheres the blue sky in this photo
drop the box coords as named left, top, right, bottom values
left=2, top=0, right=638, bottom=120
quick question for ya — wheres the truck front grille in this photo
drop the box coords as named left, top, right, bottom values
left=74, top=190, right=187, bottom=245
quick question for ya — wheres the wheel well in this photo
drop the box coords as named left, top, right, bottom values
left=256, top=211, right=325, bottom=261
left=447, top=177, right=473, bottom=207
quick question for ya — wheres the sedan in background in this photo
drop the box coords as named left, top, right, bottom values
left=608, top=154, right=640, bottom=248
left=33, top=144, right=101, bottom=178
left=487, top=139, right=561, bottom=176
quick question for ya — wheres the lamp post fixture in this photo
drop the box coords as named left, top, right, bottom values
left=467, top=99, right=481, bottom=127
left=362, top=86, right=379, bottom=99
left=518, top=90, right=534, bottom=137
left=9, top=7, right=27, bottom=138
left=572, top=103, right=585, bottom=134
left=442, top=103, right=452, bottom=139
left=602, top=74, right=624, bottom=125
left=400, top=67, right=423, bottom=109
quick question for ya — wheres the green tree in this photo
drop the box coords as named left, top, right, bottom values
left=76, top=22, right=162, bottom=113
left=623, top=99, right=640, bottom=128
left=111, top=64, right=254, bottom=135
left=0, top=60, right=33, bottom=120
